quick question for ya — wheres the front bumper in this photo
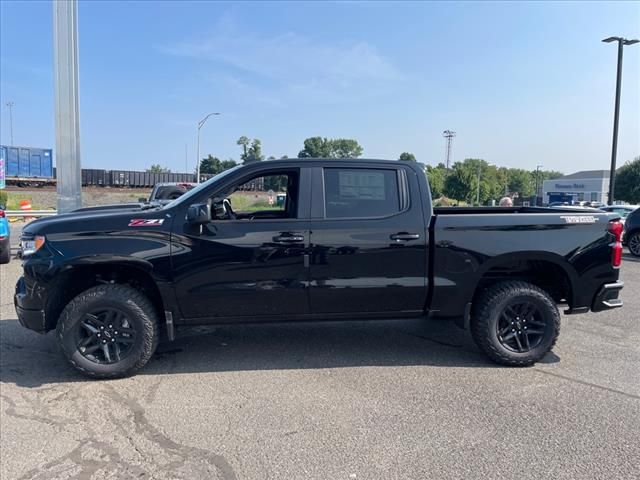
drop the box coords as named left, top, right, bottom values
left=14, top=276, right=48, bottom=333
left=591, top=281, right=624, bottom=312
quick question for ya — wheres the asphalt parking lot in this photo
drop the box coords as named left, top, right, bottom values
left=1, top=235, right=639, bottom=479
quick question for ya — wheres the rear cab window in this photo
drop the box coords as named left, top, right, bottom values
left=323, top=168, right=405, bottom=219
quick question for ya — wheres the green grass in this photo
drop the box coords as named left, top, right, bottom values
left=229, top=193, right=283, bottom=213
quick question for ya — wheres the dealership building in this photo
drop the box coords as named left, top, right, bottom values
left=541, top=170, right=610, bottom=205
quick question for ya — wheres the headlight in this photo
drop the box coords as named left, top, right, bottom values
left=21, top=235, right=46, bottom=257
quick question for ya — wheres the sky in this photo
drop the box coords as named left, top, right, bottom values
left=1, top=0, right=639, bottom=174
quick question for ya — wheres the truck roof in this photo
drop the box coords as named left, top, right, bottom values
left=243, top=158, right=423, bottom=170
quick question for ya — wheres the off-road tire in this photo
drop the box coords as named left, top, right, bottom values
left=56, top=284, right=159, bottom=378
left=471, top=281, right=560, bottom=367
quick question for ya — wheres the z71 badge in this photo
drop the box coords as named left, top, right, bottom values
left=128, top=219, right=164, bottom=227
left=560, top=215, right=596, bottom=224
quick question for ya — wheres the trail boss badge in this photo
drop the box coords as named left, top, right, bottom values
left=560, top=215, right=597, bottom=224
left=128, top=219, right=164, bottom=227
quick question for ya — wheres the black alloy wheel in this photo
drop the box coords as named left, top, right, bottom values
left=75, top=309, right=136, bottom=364
left=496, top=301, right=548, bottom=353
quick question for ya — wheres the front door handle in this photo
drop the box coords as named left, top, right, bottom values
left=273, top=234, right=305, bottom=243
left=390, top=233, right=420, bottom=241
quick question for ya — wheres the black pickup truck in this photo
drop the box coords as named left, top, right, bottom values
left=15, top=159, right=625, bottom=378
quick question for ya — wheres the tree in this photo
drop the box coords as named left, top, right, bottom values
left=237, top=136, right=250, bottom=162
left=199, top=155, right=237, bottom=175
left=615, top=156, right=640, bottom=203
left=246, top=139, right=264, bottom=163
left=506, top=168, right=534, bottom=197
left=425, top=164, right=446, bottom=198
left=237, top=136, right=263, bottom=164
left=444, top=158, right=502, bottom=205
left=399, top=152, right=417, bottom=162
left=147, top=164, right=171, bottom=173
left=331, top=138, right=363, bottom=158
left=297, top=137, right=363, bottom=158
left=298, top=137, right=333, bottom=158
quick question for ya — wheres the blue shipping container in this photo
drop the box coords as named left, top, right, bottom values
left=1, top=145, right=53, bottom=178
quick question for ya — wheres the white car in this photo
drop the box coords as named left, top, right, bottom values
left=599, top=205, right=639, bottom=225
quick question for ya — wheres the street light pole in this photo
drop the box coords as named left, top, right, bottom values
left=476, top=164, right=481, bottom=206
left=602, top=36, right=639, bottom=205
left=196, top=112, right=220, bottom=183
left=535, top=164, right=543, bottom=206
left=5, top=101, right=15, bottom=146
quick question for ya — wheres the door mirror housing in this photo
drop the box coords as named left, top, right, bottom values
left=186, top=203, right=211, bottom=224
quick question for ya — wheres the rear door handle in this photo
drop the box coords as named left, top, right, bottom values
left=390, top=233, right=420, bottom=241
left=273, top=234, right=305, bottom=243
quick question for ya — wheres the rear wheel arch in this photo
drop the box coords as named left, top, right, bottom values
left=470, top=252, right=576, bottom=311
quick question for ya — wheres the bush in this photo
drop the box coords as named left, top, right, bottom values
left=0, top=190, right=7, bottom=209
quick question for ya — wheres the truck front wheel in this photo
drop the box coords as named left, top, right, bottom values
left=56, top=284, right=159, bottom=378
left=471, top=281, right=560, bottom=366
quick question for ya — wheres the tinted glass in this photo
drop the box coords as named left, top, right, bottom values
left=324, top=168, right=400, bottom=218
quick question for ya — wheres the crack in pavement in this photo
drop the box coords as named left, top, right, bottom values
left=532, top=368, right=640, bottom=401
left=2, top=383, right=238, bottom=480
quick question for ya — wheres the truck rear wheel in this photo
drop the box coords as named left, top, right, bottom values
left=471, top=281, right=560, bottom=366
left=56, top=284, right=159, bottom=378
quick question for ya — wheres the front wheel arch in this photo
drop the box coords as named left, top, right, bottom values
left=44, top=262, right=165, bottom=332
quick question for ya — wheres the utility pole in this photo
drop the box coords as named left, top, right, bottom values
left=184, top=143, right=188, bottom=174
left=196, top=112, right=220, bottom=183
left=53, top=0, right=82, bottom=213
left=535, top=165, right=543, bottom=206
left=602, top=36, right=639, bottom=205
left=476, top=164, right=481, bottom=206
left=443, top=130, right=456, bottom=170
left=5, top=101, right=15, bottom=146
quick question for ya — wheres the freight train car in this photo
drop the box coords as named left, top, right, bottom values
left=2, top=144, right=198, bottom=188
left=1, top=145, right=55, bottom=186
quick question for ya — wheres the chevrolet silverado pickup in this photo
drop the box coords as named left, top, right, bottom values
left=15, top=159, right=625, bottom=378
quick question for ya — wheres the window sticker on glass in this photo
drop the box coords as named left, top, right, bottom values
left=338, top=171, right=386, bottom=200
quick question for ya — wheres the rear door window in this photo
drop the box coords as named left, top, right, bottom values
left=323, top=168, right=401, bottom=219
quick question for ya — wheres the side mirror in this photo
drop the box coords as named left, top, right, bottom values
left=186, top=203, right=211, bottom=224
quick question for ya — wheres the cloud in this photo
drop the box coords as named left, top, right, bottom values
left=161, top=28, right=403, bottom=105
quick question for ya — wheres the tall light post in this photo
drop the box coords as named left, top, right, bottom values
left=53, top=0, right=82, bottom=213
left=476, top=163, right=482, bottom=206
left=443, top=130, right=456, bottom=170
left=196, top=112, right=220, bottom=183
left=602, top=36, right=639, bottom=205
left=535, top=164, right=543, bottom=206
left=5, top=101, right=15, bottom=146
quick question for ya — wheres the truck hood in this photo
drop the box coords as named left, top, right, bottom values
left=72, top=203, right=144, bottom=213
left=22, top=206, right=167, bottom=237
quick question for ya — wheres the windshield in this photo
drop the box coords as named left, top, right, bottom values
left=161, top=165, right=244, bottom=209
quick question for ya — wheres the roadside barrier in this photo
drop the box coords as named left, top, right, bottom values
left=6, top=210, right=57, bottom=219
